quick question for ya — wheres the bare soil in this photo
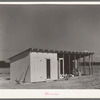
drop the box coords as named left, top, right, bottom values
left=0, top=73, right=100, bottom=89
left=0, top=66, right=100, bottom=89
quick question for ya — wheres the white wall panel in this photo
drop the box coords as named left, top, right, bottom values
left=30, top=52, right=57, bottom=82
left=10, top=55, right=30, bottom=83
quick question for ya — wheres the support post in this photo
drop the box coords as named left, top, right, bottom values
left=78, top=55, right=82, bottom=76
left=77, top=58, right=79, bottom=75
left=74, top=55, right=76, bottom=68
left=69, top=54, right=70, bottom=75
left=63, top=54, right=64, bottom=77
left=83, top=56, right=86, bottom=75
left=89, top=55, right=91, bottom=75
left=91, top=54, right=93, bottom=75
left=73, top=55, right=76, bottom=75
left=58, top=58, right=60, bottom=79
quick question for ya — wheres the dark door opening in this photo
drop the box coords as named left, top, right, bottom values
left=46, top=59, right=51, bottom=79
left=60, top=60, right=63, bottom=74
left=59, top=58, right=64, bottom=78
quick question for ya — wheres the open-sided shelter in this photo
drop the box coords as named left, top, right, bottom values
left=9, top=48, right=94, bottom=83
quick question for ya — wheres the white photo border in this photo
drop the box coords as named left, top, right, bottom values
left=0, top=1, right=100, bottom=98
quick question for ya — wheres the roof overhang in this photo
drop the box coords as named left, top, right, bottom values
left=8, top=48, right=94, bottom=63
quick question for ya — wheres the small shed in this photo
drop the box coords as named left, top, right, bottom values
left=9, top=48, right=94, bottom=83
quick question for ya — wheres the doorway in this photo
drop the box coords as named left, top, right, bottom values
left=46, top=59, right=51, bottom=79
left=59, top=58, right=64, bottom=78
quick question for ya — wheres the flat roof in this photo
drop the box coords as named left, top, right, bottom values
left=9, top=48, right=94, bottom=62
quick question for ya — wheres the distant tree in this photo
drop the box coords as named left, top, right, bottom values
left=0, top=61, right=10, bottom=68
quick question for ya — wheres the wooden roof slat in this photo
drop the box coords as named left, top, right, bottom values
left=9, top=48, right=94, bottom=61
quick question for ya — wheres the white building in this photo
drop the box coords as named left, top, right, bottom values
left=9, top=48, right=94, bottom=83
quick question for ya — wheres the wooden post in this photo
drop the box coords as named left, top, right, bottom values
left=58, top=58, right=60, bottom=79
left=78, top=55, right=82, bottom=76
left=63, top=54, right=64, bottom=77
left=69, top=54, right=70, bottom=75
left=73, top=55, right=76, bottom=75
left=77, top=58, right=79, bottom=75
left=83, top=56, right=86, bottom=75
left=23, top=66, right=29, bottom=83
left=89, top=55, right=91, bottom=75
left=91, top=54, right=93, bottom=75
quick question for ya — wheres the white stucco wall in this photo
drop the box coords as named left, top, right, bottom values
left=10, top=55, right=30, bottom=83
left=30, top=52, right=58, bottom=82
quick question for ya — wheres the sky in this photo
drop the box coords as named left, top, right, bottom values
left=0, top=5, right=100, bottom=61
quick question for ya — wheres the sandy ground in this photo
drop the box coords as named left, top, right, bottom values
left=0, top=66, right=100, bottom=89
left=0, top=73, right=100, bottom=89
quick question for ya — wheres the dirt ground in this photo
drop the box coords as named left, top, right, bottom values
left=0, top=73, right=100, bottom=89
left=0, top=66, right=100, bottom=89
